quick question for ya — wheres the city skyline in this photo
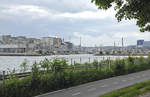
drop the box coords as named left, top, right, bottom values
left=0, top=0, right=150, bottom=46
left=0, top=34, right=148, bottom=47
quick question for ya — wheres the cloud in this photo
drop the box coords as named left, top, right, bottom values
left=0, top=0, right=97, bottom=13
left=72, top=32, right=114, bottom=47
left=0, top=4, right=115, bottom=20
left=58, top=8, right=115, bottom=19
left=0, top=0, right=149, bottom=46
left=71, top=31, right=150, bottom=47
left=0, top=5, right=54, bottom=20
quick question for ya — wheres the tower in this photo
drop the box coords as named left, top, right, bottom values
left=114, top=41, right=116, bottom=53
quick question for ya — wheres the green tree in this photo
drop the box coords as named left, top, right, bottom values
left=20, top=59, right=28, bottom=73
left=112, top=59, right=126, bottom=75
left=50, top=58, right=69, bottom=72
left=93, top=60, right=99, bottom=70
left=106, top=51, right=110, bottom=55
left=40, top=58, right=51, bottom=73
left=92, top=0, right=150, bottom=32
left=99, top=51, right=103, bottom=55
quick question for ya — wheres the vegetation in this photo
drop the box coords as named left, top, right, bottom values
left=100, top=80, right=150, bottom=97
left=20, top=59, right=28, bottom=73
left=91, top=0, right=150, bottom=32
left=1, top=56, right=150, bottom=97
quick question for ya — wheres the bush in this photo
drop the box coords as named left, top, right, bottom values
left=112, top=59, right=126, bottom=75
left=1, top=56, right=150, bottom=97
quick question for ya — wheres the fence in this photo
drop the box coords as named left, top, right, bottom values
left=0, top=56, right=130, bottom=73
left=56, top=56, right=126, bottom=65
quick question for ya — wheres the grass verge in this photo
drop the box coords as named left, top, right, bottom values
left=100, top=80, right=150, bottom=97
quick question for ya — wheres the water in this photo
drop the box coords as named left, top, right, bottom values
left=0, top=54, right=134, bottom=72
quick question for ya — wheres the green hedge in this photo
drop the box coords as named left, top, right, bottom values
left=1, top=56, right=150, bottom=97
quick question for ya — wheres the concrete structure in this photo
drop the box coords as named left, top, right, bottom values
left=0, top=35, right=11, bottom=44
left=40, top=37, right=62, bottom=52
left=0, top=35, right=66, bottom=54
left=0, top=44, right=26, bottom=53
left=57, top=42, right=74, bottom=54
left=0, top=35, right=42, bottom=53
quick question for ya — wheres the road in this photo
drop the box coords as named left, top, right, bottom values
left=36, top=70, right=150, bottom=97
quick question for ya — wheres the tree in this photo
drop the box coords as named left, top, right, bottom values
left=91, top=0, right=150, bottom=32
left=20, top=59, right=28, bottom=73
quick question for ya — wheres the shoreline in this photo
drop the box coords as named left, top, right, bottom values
left=0, top=53, right=148, bottom=56
left=0, top=53, right=46, bottom=56
left=94, top=54, right=148, bottom=56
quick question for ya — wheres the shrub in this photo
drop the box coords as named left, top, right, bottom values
left=1, top=56, right=150, bottom=97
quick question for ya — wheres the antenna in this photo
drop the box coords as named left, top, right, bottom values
left=80, top=37, right=81, bottom=47
left=122, top=37, right=124, bottom=48
left=122, top=37, right=124, bottom=53
left=114, top=41, right=116, bottom=51
left=114, top=41, right=116, bottom=48
left=63, top=38, right=64, bottom=42
left=80, top=37, right=82, bottom=53
left=69, top=36, right=71, bottom=42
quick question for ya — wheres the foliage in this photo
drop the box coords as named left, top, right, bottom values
left=112, top=59, right=126, bottom=75
left=1, top=56, right=150, bottom=97
left=93, top=59, right=99, bottom=69
left=40, top=58, right=51, bottom=73
left=99, top=51, right=104, bottom=55
left=91, top=0, right=150, bottom=32
left=20, top=59, right=28, bottom=73
left=50, top=58, right=69, bottom=72
left=105, top=51, right=110, bottom=55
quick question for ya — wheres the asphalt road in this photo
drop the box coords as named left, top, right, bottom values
left=36, top=70, right=150, bottom=97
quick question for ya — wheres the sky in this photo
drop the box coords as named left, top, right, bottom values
left=0, top=0, right=150, bottom=47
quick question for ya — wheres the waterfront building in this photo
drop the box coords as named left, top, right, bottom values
left=0, top=35, right=41, bottom=53
left=0, top=35, right=11, bottom=44
left=40, top=37, right=62, bottom=52
left=0, top=35, right=76, bottom=54
left=0, top=44, right=26, bottom=53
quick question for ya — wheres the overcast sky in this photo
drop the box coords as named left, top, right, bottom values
left=0, top=0, right=150, bottom=47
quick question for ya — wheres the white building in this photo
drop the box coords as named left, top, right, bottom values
left=41, top=37, right=62, bottom=51
left=0, top=35, right=67, bottom=54
left=0, top=44, right=26, bottom=53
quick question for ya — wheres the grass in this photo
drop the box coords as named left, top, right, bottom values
left=100, top=80, right=150, bottom=97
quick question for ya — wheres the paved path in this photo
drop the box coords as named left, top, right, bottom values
left=139, top=93, right=150, bottom=97
left=36, top=70, right=150, bottom=97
